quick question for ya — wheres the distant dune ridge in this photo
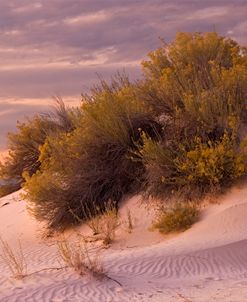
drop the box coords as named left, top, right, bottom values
left=0, top=182, right=247, bottom=301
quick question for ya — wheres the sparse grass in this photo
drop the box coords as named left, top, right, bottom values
left=81, top=203, right=104, bottom=235
left=99, top=202, right=120, bottom=245
left=86, top=215, right=102, bottom=236
left=0, top=236, right=27, bottom=279
left=57, top=237, right=104, bottom=279
left=71, top=200, right=121, bottom=245
left=153, top=203, right=199, bottom=234
left=125, top=207, right=134, bottom=233
left=57, top=236, right=122, bottom=286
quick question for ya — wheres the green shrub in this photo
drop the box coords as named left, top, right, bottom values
left=153, top=203, right=199, bottom=233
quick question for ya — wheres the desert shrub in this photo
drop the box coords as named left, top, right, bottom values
left=0, top=116, right=56, bottom=185
left=24, top=78, right=161, bottom=230
left=47, top=97, right=83, bottom=133
left=136, top=32, right=247, bottom=199
left=0, top=100, right=79, bottom=189
left=140, top=32, right=247, bottom=140
left=140, top=133, right=247, bottom=199
left=153, top=203, right=199, bottom=234
left=22, top=32, right=247, bottom=231
left=176, top=134, right=247, bottom=186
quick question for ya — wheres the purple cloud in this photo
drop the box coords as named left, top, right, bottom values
left=0, top=0, right=246, bottom=151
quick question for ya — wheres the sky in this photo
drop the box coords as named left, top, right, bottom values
left=0, top=0, right=247, bottom=151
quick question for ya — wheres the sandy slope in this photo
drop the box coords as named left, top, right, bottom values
left=0, top=182, right=247, bottom=302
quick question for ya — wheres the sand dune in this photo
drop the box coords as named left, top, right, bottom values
left=0, top=183, right=247, bottom=301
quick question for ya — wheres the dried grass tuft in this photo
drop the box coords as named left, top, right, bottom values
left=0, top=236, right=27, bottom=279
left=57, top=237, right=104, bottom=279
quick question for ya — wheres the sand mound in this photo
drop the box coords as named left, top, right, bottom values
left=0, top=182, right=247, bottom=301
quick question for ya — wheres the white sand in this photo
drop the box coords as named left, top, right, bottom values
left=0, top=182, right=247, bottom=301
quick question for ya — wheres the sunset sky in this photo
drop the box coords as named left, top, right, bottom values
left=0, top=0, right=246, bottom=151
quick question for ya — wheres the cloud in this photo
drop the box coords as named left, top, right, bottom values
left=64, top=10, right=110, bottom=25
left=0, top=0, right=246, bottom=150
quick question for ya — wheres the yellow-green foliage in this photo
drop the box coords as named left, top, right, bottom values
left=140, top=133, right=247, bottom=198
left=24, top=78, right=160, bottom=230
left=153, top=203, right=199, bottom=234
left=13, top=32, right=247, bottom=231
left=138, top=32, right=247, bottom=199
left=177, top=134, right=247, bottom=186
left=82, top=79, right=146, bottom=145
left=0, top=116, right=56, bottom=183
left=0, top=100, right=79, bottom=187
left=141, top=32, right=247, bottom=134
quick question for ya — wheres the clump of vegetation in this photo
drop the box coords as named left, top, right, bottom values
left=75, top=200, right=120, bottom=245
left=98, top=202, right=120, bottom=245
left=138, top=31, right=247, bottom=199
left=57, top=237, right=122, bottom=285
left=23, top=77, right=161, bottom=230
left=141, top=32, right=247, bottom=130
left=0, top=116, right=55, bottom=188
left=0, top=236, right=27, bottom=279
left=0, top=99, right=79, bottom=194
left=140, top=133, right=247, bottom=199
left=125, top=207, right=134, bottom=233
left=153, top=203, right=199, bottom=234
left=57, top=238, right=104, bottom=278
left=2, top=32, right=246, bottom=232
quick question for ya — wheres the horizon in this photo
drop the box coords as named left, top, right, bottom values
left=0, top=0, right=247, bottom=152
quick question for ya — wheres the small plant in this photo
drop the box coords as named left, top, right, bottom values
left=125, top=207, right=134, bottom=233
left=99, top=201, right=120, bottom=245
left=81, top=203, right=104, bottom=235
left=80, top=201, right=121, bottom=245
left=0, top=236, right=27, bottom=279
left=57, top=237, right=104, bottom=279
left=86, top=215, right=102, bottom=236
left=153, top=203, right=199, bottom=234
